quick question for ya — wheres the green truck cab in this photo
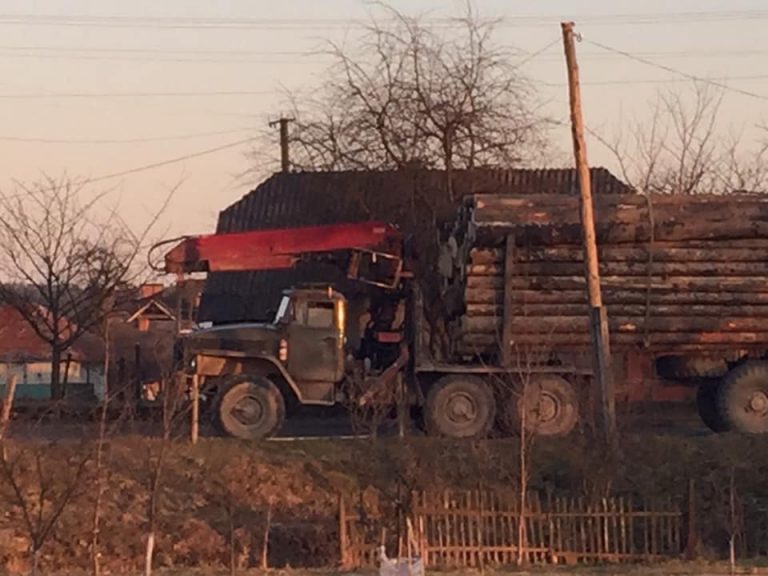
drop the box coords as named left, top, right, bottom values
left=177, top=287, right=355, bottom=438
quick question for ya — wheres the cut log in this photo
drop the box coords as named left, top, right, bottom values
left=457, top=331, right=768, bottom=349
left=470, top=244, right=768, bottom=265
left=464, top=303, right=768, bottom=319
left=450, top=192, right=768, bottom=356
left=467, top=260, right=768, bottom=277
left=470, top=192, right=768, bottom=245
left=467, top=275, right=768, bottom=294
left=466, top=288, right=768, bottom=306
left=461, top=315, right=768, bottom=335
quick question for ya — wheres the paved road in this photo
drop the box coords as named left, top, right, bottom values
left=6, top=401, right=713, bottom=442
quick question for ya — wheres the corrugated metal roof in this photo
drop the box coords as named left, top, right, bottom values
left=200, top=167, right=630, bottom=323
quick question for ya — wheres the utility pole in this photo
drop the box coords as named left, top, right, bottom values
left=269, top=117, right=294, bottom=173
left=561, top=21, right=617, bottom=448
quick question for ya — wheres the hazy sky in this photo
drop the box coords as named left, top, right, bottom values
left=1, top=0, right=767, bottom=239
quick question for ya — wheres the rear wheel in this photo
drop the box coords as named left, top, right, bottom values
left=718, top=361, right=768, bottom=434
left=696, top=384, right=730, bottom=433
left=213, top=375, right=285, bottom=439
left=425, top=376, right=496, bottom=439
left=500, top=375, right=579, bottom=438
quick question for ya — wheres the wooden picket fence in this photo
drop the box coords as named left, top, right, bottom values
left=339, top=489, right=683, bottom=568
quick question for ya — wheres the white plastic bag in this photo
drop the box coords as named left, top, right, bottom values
left=378, top=545, right=425, bottom=576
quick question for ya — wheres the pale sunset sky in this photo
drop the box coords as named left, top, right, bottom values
left=1, top=1, right=766, bottom=239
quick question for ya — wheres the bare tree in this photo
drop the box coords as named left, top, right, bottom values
left=264, top=3, right=547, bottom=192
left=0, top=176, right=173, bottom=400
left=719, top=134, right=768, bottom=193
left=596, top=82, right=768, bottom=195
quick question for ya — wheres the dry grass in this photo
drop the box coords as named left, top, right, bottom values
left=1, top=432, right=767, bottom=574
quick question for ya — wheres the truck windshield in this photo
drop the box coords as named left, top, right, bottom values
left=274, top=296, right=292, bottom=324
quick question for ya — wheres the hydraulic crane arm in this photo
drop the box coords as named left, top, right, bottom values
left=159, top=221, right=405, bottom=288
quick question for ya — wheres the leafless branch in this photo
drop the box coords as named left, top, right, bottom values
left=0, top=176, right=176, bottom=400
left=256, top=3, right=548, bottom=185
left=593, top=82, right=768, bottom=195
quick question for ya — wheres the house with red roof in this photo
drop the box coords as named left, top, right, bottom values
left=0, top=305, right=105, bottom=401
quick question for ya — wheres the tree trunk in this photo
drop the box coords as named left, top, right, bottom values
left=32, top=547, right=40, bottom=576
left=144, top=531, right=155, bottom=576
left=444, top=132, right=455, bottom=203
left=50, top=346, right=63, bottom=400
left=260, top=501, right=273, bottom=570
left=228, top=500, right=236, bottom=576
left=0, top=375, right=18, bottom=440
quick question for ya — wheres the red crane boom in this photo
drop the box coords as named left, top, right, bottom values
left=161, top=221, right=404, bottom=287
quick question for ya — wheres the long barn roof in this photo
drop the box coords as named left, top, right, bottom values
left=199, top=168, right=631, bottom=323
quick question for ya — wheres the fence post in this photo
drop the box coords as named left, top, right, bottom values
left=190, top=374, right=200, bottom=444
left=339, top=494, right=350, bottom=569
left=685, top=478, right=698, bottom=560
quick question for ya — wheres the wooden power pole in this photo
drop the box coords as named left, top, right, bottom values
left=269, top=117, right=294, bottom=173
left=561, top=21, right=617, bottom=447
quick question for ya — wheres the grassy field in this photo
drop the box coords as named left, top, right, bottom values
left=1, top=433, right=767, bottom=574
left=42, top=562, right=768, bottom=576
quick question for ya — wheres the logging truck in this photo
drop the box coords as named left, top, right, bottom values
left=160, top=220, right=589, bottom=439
left=161, top=191, right=768, bottom=438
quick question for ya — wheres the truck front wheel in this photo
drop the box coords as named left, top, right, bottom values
left=213, top=375, right=285, bottom=439
left=425, top=376, right=496, bottom=439
left=717, top=361, right=768, bottom=434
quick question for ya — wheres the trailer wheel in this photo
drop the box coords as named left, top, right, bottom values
left=425, top=376, right=496, bottom=439
left=213, top=375, right=285, bottom=439
left=501, top=375, right=579, bottom=438
left=696, top=384, right=730, bottom=433
left=717, top=361, right=768, bottom=434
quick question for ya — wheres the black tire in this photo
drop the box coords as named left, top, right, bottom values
left=425, top=376, right=496, bottom=439
left=500, top=375, right=579, bottom=438
left=696, top=384, right=730, bottom=433
left=717, top=361, right=768, bottom=434
left=213, top=375, right=285, bottom=439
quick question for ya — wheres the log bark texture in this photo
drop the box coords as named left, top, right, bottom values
left=448, top=192, right=768, bottom=356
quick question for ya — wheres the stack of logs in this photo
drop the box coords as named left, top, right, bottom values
left=452, top=193, right=768, bottom=356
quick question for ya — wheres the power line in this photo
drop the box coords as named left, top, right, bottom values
left=0, top=45, right=317, bottom=56
left=537, top=74, right=768, bottom=88
left=0, top=45, right=327, bottom=64
left=83, top=136, right=258, bottom=185
left=2, top=44, right=768, bottom=63
left=535, top=48, right=768, bottom=61
left=0, top=126, right=256, bottom=144
left=586, top=39, right=768, bottom=101
left=0, top=89, right=277, bottom=99
left=0, top=11, right=767, bottom=30
left=513, top=37, right=561, bottom=68
left=0, top=51, right=324, bottom=64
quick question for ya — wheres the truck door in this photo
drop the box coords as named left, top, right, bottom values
left=287, top=298, right=344, bottom=383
